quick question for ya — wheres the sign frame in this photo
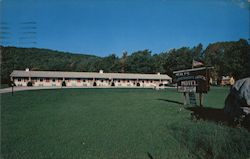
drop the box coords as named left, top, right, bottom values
left=173, top=67, right=213, bottom=94
left=173, top=67, right=213, bottom=107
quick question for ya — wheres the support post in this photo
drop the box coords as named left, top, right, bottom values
left=10, top=77, right=14, bottom=96
left=183, top=92, right=187, bottom=105
left=199, top=93, right=203, bottom=107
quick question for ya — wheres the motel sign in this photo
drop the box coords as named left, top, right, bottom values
left=173, top=67, right=212, bottom=93
left=173, top=67, right=213, bottom=106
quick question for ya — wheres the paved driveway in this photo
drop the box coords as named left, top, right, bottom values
left=0, top=87, right=62, bottom=94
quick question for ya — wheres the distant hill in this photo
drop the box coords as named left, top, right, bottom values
left=1, top=39, right=249, bottom=84
left=0, top=46, right=101, bottom=83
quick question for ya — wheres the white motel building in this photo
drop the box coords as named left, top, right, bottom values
left=10, top=69, right=172, bottom=88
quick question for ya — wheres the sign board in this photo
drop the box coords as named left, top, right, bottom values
left=188, top=92, right=197, bottom=105
left=173, top=67, right=212, bottom=93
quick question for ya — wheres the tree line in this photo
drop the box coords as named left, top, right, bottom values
left=1, top=39, right=249, bottom=84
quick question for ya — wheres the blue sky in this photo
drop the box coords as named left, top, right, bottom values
left=0, top=0, right=249, bottom=56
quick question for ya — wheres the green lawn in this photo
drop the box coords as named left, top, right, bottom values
left=1, top=88, right=250, bottom=159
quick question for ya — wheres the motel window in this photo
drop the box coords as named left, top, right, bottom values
left=45, top=78, right=50, bottom=82
left=127, top=80, right=130, bottom=83
left=101, top=80, right=103, bottom=82
left=40, top=78, right=43, bottom=82
left=83, top=79, right=86, bottom=82
left=142, top=80, right=144, bottom=83
left=18, top=78, right=21, bottom=82
left=31, top=78, right=37, bottom=82
left=77, top=79, right=81, bottom=83
left=118, top=80, right=120, bottom=83
left=150, top=80, right=153, bottom=83
left=52, top=79, right=56, bottom=82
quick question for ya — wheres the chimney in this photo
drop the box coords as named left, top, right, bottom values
left=25, top=68, right=30, bottom=72
left=99, top=70, right=104, bottom=74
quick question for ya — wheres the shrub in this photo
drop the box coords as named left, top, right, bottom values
left=137, top=83, right=140, bottom=86
left=62, top=81, right=66, bottom=87
left=111, top=82, right=115, bottom=86
left=93, top=82, right=97, bottom=86
left=27, top=81, right=33, bottom=87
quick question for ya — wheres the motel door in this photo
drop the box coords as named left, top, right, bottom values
left=72, top=79, right=76, bottom=87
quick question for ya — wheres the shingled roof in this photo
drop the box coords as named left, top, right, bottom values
left=10, top=70, right=172, bottom=80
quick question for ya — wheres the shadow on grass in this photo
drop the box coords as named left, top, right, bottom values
left=157, top=98, right=250, bottom=131
left=157, top=98, right=183, bottom=105
left=147, top=152, right=154, bottom=159
left=187, top=107, right=231, bottom=123
left=187, top=106, right=250, bottom=131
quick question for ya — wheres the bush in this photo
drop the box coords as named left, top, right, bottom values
left=136, top=83, right=140, bottom=87
left=93, top=82, right=97, bottom=86
left=62, top=81, right=66, bottom=87
left=111, top=82, right=115, bottom=86
left=27, top=81, right=33, bottom=87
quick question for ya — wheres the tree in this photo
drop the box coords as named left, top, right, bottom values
left=126, top=50, right=155, bottom=73
left=120, top=51, right=128, bottom=73
left=204, top=39, right=250, bottom=80
left=1, top=39, right=249, bottom=84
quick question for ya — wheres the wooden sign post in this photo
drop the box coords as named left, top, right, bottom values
left=173, top=67, right=213, bottom=107
left=11, top=81, right=15, bottom=96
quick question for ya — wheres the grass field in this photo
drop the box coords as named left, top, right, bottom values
left=1, top=88, right=250, bottom=159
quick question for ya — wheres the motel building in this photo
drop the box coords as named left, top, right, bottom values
left=10, top=69, right=172, bottom=88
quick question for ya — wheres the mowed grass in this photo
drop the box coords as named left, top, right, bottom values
left=1, top=88, right=250, bottom=159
